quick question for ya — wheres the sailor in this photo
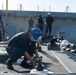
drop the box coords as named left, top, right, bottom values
left=37, top=14, right=44, bottom=32
left=28, top=16, right=34, bottom=30
left=6, top=27, right=42, bottom=70
left=45, top=13, right=54, bottom=36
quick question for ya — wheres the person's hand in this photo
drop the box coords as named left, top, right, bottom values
left=31, top=59, right=35, bottom=65
left=35, top=56, right=42, bottom=63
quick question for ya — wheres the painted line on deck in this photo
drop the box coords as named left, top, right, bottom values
left=51, top=51, right=72, bottom=73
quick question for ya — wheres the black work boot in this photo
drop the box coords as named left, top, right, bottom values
left=20, top=60, right=33, bottom=69
left=6, top=60, right=13, bottom=70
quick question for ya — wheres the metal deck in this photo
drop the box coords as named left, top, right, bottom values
left=0, top=42, right=76, bottom=75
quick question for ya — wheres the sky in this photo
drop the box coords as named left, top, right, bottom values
left=0, top=0, right=76, bottom=12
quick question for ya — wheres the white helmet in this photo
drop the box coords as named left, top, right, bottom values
left=48, top=13, right=51, bottom=15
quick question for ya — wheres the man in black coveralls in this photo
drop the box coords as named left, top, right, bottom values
left=45, top=13, right=54, bottom=36
left=6, top=27, right=42, bottom=70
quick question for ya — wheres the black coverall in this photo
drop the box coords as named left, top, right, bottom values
left=45, top=16, right=53, bottom=36
left=6, top=32, right=36, bottom=64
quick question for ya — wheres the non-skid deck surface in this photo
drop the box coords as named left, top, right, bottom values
left=0, top=44, right=73, bottom=75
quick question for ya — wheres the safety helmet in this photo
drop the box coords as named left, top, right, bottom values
left=48, top=13, right=51, bottom=15
left=30, top=27, right=42, bottom=42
